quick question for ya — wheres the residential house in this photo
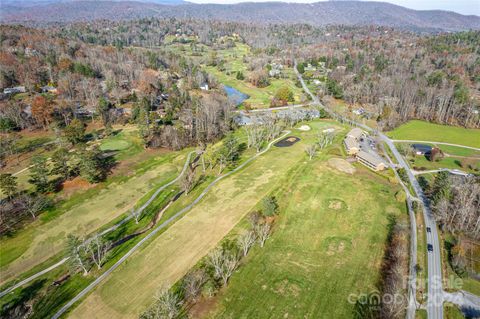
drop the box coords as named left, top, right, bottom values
left=3, top=86, right=26, bottom=95
left=411, top=144, right=432, bottom=156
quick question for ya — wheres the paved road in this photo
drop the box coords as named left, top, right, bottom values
left=412, top=168, right=469, bottom=177
left=381, top=134, right=444, bottom=319
left=391, top=140, right=480, bottom=152
left=237, top=103, right=311, bottom=113
left=444, top=290, right=480, bottom=311
left=294, top=61, right=443, bottom=319
left=51, top=131, right=291, bottom=319
left=0, top=258, right=69, bottom=299
left=0, top=151, right=195, bottom=299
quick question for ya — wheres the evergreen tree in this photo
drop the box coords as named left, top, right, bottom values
left=0, top=173, right=17, bottom=198
left=28, top=155, right=51, bottom=193
left=79, top=147, right=107, bottom=183
left=51, top=147, right=72, bottom=180
left=262, top=196, right=278, bottom=217
left=431, top=171, right=451, bottom=204
left=63, top=118, right=85, bottom=144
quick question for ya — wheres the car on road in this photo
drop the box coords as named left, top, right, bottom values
left=427, top=244, right=433, bottom=252
left=426, top=227, right=431, bottom=233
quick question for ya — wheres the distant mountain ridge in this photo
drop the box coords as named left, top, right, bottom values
left=1, top=0, right=479, bottom=32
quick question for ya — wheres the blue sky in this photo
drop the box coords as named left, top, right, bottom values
left=188, top=0, right=480, bottom=16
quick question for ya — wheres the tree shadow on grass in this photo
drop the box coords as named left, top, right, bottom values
left=1, top=279, right=47, bottom=318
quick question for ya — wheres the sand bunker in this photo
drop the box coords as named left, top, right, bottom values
left=297, top=125, right=311, bottom=131
left=328, top=200, right=343, bottom=210
left=327, top=158, right=356, bottom=174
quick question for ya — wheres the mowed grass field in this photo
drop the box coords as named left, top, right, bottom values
left=386, top=120, right=480, bottom=148
left=0, top=150, right=188, bottom=285
left=207, top=156, right=405, bottom=318
left=68, top=121, right=342, bottom=318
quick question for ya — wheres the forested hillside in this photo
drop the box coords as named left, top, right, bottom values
left=2, top=0, right=479, bottom=32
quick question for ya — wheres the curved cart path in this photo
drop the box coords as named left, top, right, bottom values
left=52, top=131, right=291, bottom=319
left=0, top=151, right=195, bottom=298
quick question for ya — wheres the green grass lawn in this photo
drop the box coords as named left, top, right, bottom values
left=208, top=161, right=405, bottom=318
left=99, top=128, right=144, bottom=160
left=67, top=121, right=349, bottom=318
left=207, top=145, right=406, bottom=318
left=0, top=149, right=189, bottom=285
left=439, top=144, right=480, bottom=157
left=205, top=66, right=303, bottom=109
left=0, top=177, right=181, bottom=319
left=387, top=120, right=480, bottom=148
left=408, top=155, right=479, bottom=174
left=416, top=309, right=428, bottom=319
left=444, top=303, right=465, bottom=319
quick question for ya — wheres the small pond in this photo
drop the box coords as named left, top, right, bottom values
left=224, top=85, right=249, bottom=106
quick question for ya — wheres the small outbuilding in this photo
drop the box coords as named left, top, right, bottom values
left=412, top=144, right=432, bottom=156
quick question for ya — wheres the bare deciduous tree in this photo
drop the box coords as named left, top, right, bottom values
left=256, top=223, right=271, bottom=247
left=142, top=287, right=182, bottom=319
left=305, top=144, right=317, bottom=160
left=87, top=234, right=111, bottom=270
left=183, top=269, right=207, bottom=303
left=219, top=253, right=238, bottom=286
left=238, top=230, right=256, bottom=256
left=130, top=207, right=141, bottom=224
left=23, top=194, right=51, bottom=220
left=180, top=164, right=196, bottom=195
left=66, top=234, right=90, bottom=275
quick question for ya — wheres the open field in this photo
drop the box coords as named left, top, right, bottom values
left=67, top=121, right=343, bottom=318
left=409, top=155, right=480, bottom=174
left=0, top=150, right=188, bottom=285
left=206, top=154, right=405, bottom=318
left=387, top=120, right=480, bottom=148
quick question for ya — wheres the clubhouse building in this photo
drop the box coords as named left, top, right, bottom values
left=343, top=128, right=387, bottom=171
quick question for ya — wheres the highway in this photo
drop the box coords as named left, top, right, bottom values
left=294, top=61, right=444, bottom=319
